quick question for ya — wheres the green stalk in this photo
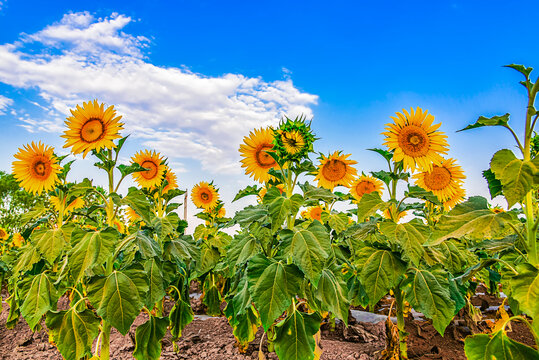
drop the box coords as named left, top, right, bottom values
left=100, top=321, right=112, bottom=360
left=394, top=288, right=408, bottom=359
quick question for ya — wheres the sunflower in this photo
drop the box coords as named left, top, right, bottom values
left=443, top=187, right=466, bottom=211
left=306, top=206, right=324, bottom=221
left=273, top=116, right=316, bottom=162
left=491, top=206, right=505, bottom=214
left=239, top=127, right=278, bottom=183
left=192, top=181, right=219, bottom=210
left=382, top=107, right=449, bottom=172
left=12, top=142, right=61, bottom=195
left=126, top=207, right=141, bottom=223
left=113, top=219, right=125, bottom=234
left=258, top=184, right=285, bottom=201
left=413, top=158, right=465, bottom=202
left=349, top=175, right=384, bottom=202
left=66, top=198, right=85, bottom=213
left=314, top=151, right=358, bottom=190
left=217, top=207, right=226, bottom=218
left=0, top=227, right=8, bottom=240
left=62, top=100, right=124, bottom=158
left=162, top=168, right=179, bottom=194
left=50, top=196, right=85, bottom=214
left=131, top=150, right=166, bottom=189
left=383, top=205, right=407, bottom=223
left=12, top=233, right=25, bottom=248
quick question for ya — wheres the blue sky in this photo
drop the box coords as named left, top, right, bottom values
left=0, top=0, right=538, bottom=221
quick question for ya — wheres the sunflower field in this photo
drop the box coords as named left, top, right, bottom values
left=1, top=64, right=539, bottom=360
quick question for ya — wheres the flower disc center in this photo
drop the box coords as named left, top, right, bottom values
left=398, top=125, right=430, bottom=157
left=201, top=192, right=210, bottom=201
left=355, top=180, right=376, bottom=197
left=140, top=160, right=158, bottom=180
left=256, top=145, right=276, bottom=168
left=321, top=160, right=347, bottom=182
left=81, top=119, right=105, bottom=143
left=423, top=166, right=451, bottom=191
left=31, top=157, right=51, bottom=179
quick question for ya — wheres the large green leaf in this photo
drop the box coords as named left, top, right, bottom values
left=31, top=227, right=66, bottom=263
left=458, top=113, right=510, bottom=132
left=379, top=219, right=429, bottom=266
left=247, top=255, right=303, bottom=331
left=45, top=307, right=100, bottom=360
left=490, top=149, right=539, bottom=207
left=509, top=263, right=539, bottom=334
left=314, top=269, right=349, bottom=324
left=227, top=232, right=261, bottom=268
left=234, top=204, right=269, bottom=227
left=20, top=273, right=59, bottom=330
left=169, top=299, right=194, bottom=340
left=274, top=309, right=322, bottom=360
left=354, top=247, right=406, bottom=306
left=197, top=246, right=221, bottom=274
left=151, top=212, right=180, bottom=242
left=163, top=236, right=198, bottom=264
left=483, top=169, right=503, bottom=199
left=68, top=228, right=118, bottom=282
left=264, top=187, right=303, bottom=232
left=226, top=306, right=260, bottom=351
left=113, top=188, right=152, bottom=224
left=321, top=212, right=349, bottom=233
left=299, top=182, right=339, bottom=203
left=356, top=192, right=389, bottom=222
left=133, top=315, right=169, bottom=360
left=433, top=240, right=471, bottom=274
left=87, top=268, right=148, bottom=334
left=402, top=268, right=455, bottom=335
left=280, top=221, right=331, bottom=286
left=465, top=330, right=539, bottom=360
left=122, top=231, right=161, bottom=259
left=433, top=196, right=515, bottom=243
left=144, top=258, right=166, bottom=308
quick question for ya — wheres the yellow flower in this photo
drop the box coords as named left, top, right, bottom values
left=491, top=206, right=505, bottom=214
left=12, top=141, right=61, bottom=195
left=314, top=151, right=358, bottom=190
left=191, top=181, right=219, bottom=210
left=303, top=205, right=324, bottom=221
left=239, top=127, right=278, bottom=183
left=62, top=100, right=124, bottom=158
left=383, top=205, right=407, bottom=222
left=217, top=207, right=226, bottom=218
left=443, top=187, right=466, bottom=211
left=413, top=158, right=465, bottom=202
left=349, top=175, right=384, bottom=202
left=0, top=227, right=8, bottom=240
left=131, top=150, right=166, bottom=189
left=50, top=196, right=85, bottom=214
left=12, top=233, right=25, bottom=247
left=258, top=184, right=285, bottom=201
left=280, top=129, right=306, bottom=156
left=113, top=219, right=125, bottom=233
left=82, top=224, right=97, bottom=231
left=66, top=197, right=85, bottom=213
left=162, top=167, right=179, bottom=194
left=126, top=207, right=141, bottom=223
left=382, top=107, right=449, bottom=172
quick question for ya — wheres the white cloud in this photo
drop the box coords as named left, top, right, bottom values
left=0, top=12, right=318, bottom=174
left=0, top=95, right=13, bottom=115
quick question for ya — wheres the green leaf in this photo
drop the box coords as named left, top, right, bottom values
left=117, top=162, right=148, bottom=178
left=233, top=185, right=261, bottom=202
left=321, top=212, right=349, bottom=233
left=202, top=282, right=222, bottom=316
left=144, top=259, right=166, bottom=308
left=280, top=221, right=332, bottom=286
left=371, top=170, right=392, bottom=186
left=133, top=315, right=169, bottom=360
left=490, top=149, right=539, bottom=207
left=247, top=255, right=303, bottom=331
left=68, top=228, right=118, bottom=282
left=504, top=64, right=534, bottom=79
left=405, top=185, right=440, bottom=205
left=163, top=236, right=198, bottom=264
left=402, top=268, right=455, bottom=335
left=169, top=299, right=194, bottom=340
left=113, top=188, right=153, bottom=224
left=379, top=219, right=429, bottom=266
left=87, top=268, right=148, bottom=335
left=299, top=182, right=339, bottom=203
left=197, top=246, right=221, bottom=274
left=234, top=205, right=269, bottom=227
left=151, top=213, right=180, bottom=242
left=465, top=330, right=539, bottom=360
left=509, top=263, right=539, bottom=334
left=433, top=240, right=471, bottom=274
left=354, top=247, right=406, bottom=306
left=225, top=305, right=260, bottom=351
left=31, top=227, right=66, bottom=264
left=483, top=169, right=503, bottom=199
left=433, top=196, right=515, bottom=243
left=45, top=307, right=101, bottom=360
left=19, top=203, right=47, bottom=227
left=314, top=269, right=349, bottom=324
left=122, top=231, right=161, bottom=259
left=458, top=113, right=510, bottom=132
left=274, top=309, right=322, bottom=360
left=264, top=187, right=303, bottom=232
left=356, top=192, right=389, bottom=222
left=227, top=233, right=261, bottom=267
left=367, top=148, right=393, bottom=162
left=20, top=273, right=59, bottom=330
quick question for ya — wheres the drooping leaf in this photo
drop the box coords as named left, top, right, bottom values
left=122, top=231, right=161, bottom=259
left=169, top=299, right=194, bottom=340
left=509, top=263, right=539, bottom=334
left=144, top=258, right=166, bottom=308
left=87, top=268, right=148, bottom=335
left=20, top=273, right=59, bottom=330
left=202, top=283, right=222, bottom=316
left=402, top=268, right=455, bottom=335
left=31, top=227, right=66, bottom=264
left=247, top=254, right=303, bottom=331
left=465, top=330, right=539, bottom=360
left=483, top=169, right=503, bottom=199
left=354, top=247, right=406, bottom=306
left=274, top=309, right=322, bottom=360
left=379, top=219, right=429, bottom=266
left=151, top=212, right=180, bottom=242
left=314, top=269, right=349, bottom=324
left=133, top=315, right=169, bottom=360
left=227, top=306, right=260, bottom=353
left=458, top=113, right=510, bottom=132
left=280, top=221, right=331, bottom=286
left=45, top=307, right=101, bottom=360
left=233, top=185, right=261, bottom=202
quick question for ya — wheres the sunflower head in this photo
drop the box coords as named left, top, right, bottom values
left=12, top=141, right=61, bottom=195
left=62, top=100, right=124, bottom=158
left=217, top=207, right=226, bottom=218
left=382, top=107, right=449, bottom=172
left=12, top=233, right=25, bottom=248
left=314, top=151, right=358, bottom=191
left=272, top=116, right=316, bottom=163
left=302, top=205, right=324, bottom=221
left=239, top=127, right=279, bottom=183
left=349, top=175, right=384, bottom=202
left=66, top=198, right=85, bottom=213
left=0, top=227, right=8, bottom=240
left=443, top=187, right=466, bottom=211
left=162, top=167, right=179, bottom=194
left=413, top=158, right=465, bottom=202
left=126, top=207, right=141, bottom=223
left=131, top=150, right=167, bottom=189
left=192, top=181, right=219, bottom=210
left=383, top=204, right=407, bottom=223
left=113, top=219, right=125, bottom=234
left=491, top=206, right=505, bottom=214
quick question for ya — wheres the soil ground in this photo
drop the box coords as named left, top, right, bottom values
left=0, top=284, right=536, bottom=360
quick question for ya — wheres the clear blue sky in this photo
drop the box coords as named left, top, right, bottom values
left=0, top=0, right=537, bottom=217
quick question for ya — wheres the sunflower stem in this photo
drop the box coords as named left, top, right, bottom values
left=100, top=321, right=112, bottom=360
left=394, top=287, right=408, bottom=359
